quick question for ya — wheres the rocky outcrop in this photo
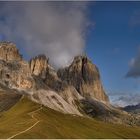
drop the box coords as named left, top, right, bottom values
left=0, top=60, right=33, bottom=89
left=0, top=42, right=33, bottom=89
left=29, top=55, right=64, bottom=91
left=58, top=56, right=109, bottom=103
left=29, top=55, right=48, bottom=79
left=0, top=42, right=22, bottom=61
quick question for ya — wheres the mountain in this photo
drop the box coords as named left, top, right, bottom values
left=0, top=41, right=109, bottom=116
left=123, top=103, right=140, bottom=114
left=0, top=41, right=140, bottom=135
left=57, top=55, right=109, bottom=102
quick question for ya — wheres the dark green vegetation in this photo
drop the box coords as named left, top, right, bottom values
left=0, top=95, right=140, bottom=139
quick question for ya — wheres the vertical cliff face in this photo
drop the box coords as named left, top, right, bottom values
left=29, top=55, right=49, bottom=79
left=29, top=55, right=63, bottom=91
left=0, top=42, right=22, bottom=61
left=0, top=60, right=33, bottom=89
left=0, top=42, right=33, bottom=89
left=58, top=56, right=109, bottom=103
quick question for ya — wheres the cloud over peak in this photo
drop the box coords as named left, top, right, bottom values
left=0, top=2, right=90, bottom=68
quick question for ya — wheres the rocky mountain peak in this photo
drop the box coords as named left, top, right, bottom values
left=72, top=55, right=88, bottom=63
left=29, top=54, right=49, bottom=79
left=69, top=55, right=99, bottom=83
left=58, top=55, right=109, bottom=103
left=0, top=41, right=22, bottom=61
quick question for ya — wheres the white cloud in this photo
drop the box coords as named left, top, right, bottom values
left=109, top=92, right=140, bottom=107
left=0, top=2, right=90, bottom=68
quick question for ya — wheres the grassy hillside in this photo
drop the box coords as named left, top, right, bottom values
left=0, top=96, right=140, bottom=139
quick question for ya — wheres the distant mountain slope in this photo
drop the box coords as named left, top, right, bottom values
left=124, top=103, right=140, bottom=114
left=0, top=96, right=140, bottom=139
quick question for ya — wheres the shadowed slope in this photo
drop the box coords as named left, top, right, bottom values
left=0, top=83, right=22, bottom=113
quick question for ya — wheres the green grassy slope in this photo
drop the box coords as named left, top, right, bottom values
left=0, top=96, right=140, bottom=139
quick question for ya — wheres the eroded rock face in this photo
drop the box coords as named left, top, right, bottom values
left=0, top=60, right=33, bottom=89
left=29, top=55, right=48, bottom=79
left=0, top=42, right=34, bottom=89
left=0, top=42, right=22, bottom=61
left=29, top=55, right=64, bottom=91
left=58, top=56, right=109, bottom=103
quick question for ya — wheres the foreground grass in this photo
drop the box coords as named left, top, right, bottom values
left=0, top=96, right=140, bottom=139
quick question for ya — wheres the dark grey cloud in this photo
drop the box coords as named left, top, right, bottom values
left=126, top=49, right=140, bottom=78
left=0, top=2, right=91, bottom=68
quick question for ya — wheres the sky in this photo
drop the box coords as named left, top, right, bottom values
left=86, top=1, right=140, bottom=106
left=0, top=1, right=140, bottom=106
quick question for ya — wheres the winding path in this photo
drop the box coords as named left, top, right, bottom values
left=7, top=105, right=42, bottom=139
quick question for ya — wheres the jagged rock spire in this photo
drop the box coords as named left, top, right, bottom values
left=29, top=54, right=49, bottom=79
left=0, top=41, right=22, bottom=61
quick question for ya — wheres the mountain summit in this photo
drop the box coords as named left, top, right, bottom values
left=0, top=42, right=22, bottom=61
